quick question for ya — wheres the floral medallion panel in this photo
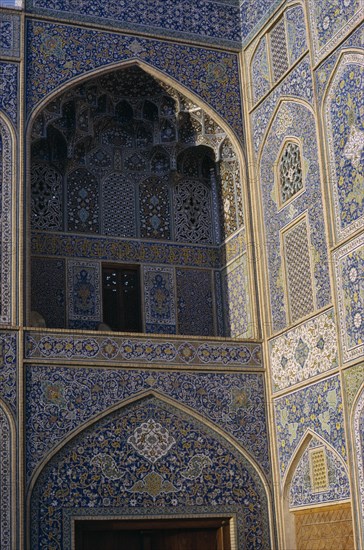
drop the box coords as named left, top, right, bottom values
left=324, top=53, right=364, bottom=241
left=333, top=233, right=364, bottom=364
left=26, top=0, right=241, bottom=48
left=66, top=168, right=100, bottom=234
left=223, top=255, right=252, bottom=338
left=176, top=268, right=214, bottom=336
left=307, top=0, right=363, bottom=64
left=274, top=375, right=346, bottom=481
left=259, top=101, right=330, bottom=332
left=139, top=176, right=171, bottom=240
left=143, top=266, right=176, bottom=334
left=353, top=388, right=364, bottom=537
left=26, top=21, right=244, bottom=141
left=31, top=257, right=66, bottom=329
left=25, top=365, right=269, bottom=481
left=0, top=63, right=18, bottom=127
left=67, top=260, right=101, bottom=329
left=0, top=332, right=17, bottom=416
left=30, top=397, right=271, bottom=549
left=270, top=309, right=338, bottom=393
left=0, top=119, right=13, bottom=325
left=289, top=438, right=350, bottom=509
left=0, top=404, right=12, bottom=550
left=0, top=11, right=20, bottom=57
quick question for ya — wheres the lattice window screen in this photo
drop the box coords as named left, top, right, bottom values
left=283, top=219, right=314, bottom=323
left=279, top=142, right=303, bottom=204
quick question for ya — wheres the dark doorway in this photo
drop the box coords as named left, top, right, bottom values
left=75, top=518, right=232, bottom=550
left=102, top=264, right=142, bottom=332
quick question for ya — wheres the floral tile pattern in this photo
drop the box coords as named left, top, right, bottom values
left=26, top=21, right=244, bottom=141
left=353, top=388, right=364, bottom=536
left=25, top=364, right=270, bottom=480
left=0, top=62, right=18, bottom=127
left=333, top=234, right=364, bottom=363
left=0, top=12, right=20, bottom=57
left=274, top=375, right=346, bottom=480
left=176, top=268, right=214, bottom=336
left=343, top=363, right=364, bottom=410
left=27, top=0, right=242, bottom=47
left=324, top=53, right=364, bottom=241
left=30, top=397, right=271, bottom=549
left=270, top=309, right=338, bottom=393
left=289, top=438, right=350, bottom=508
left=144, top=266, right=176, bottom=333
left=67, top=260, right=101, bottom=325
left=0, top=332, right=17, bottom=416
left=223, top=254, right=252, bottom=338
left=307, top=0, right=363, bottom=63
left=0, top=119, right=13, bottom=325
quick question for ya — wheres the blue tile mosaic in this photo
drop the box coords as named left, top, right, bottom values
left=26, top=365, right=270, bottom=481
left=0, top=119, right=13, bottom=325
left=0, top=62, right=18, bottom=126
left=26, top=20, right=244, bottom=141
left=30, top=396, right=271, bottom=549
left=0, top=403, right=12, bottom=550
left=0, top=332, right=17, bottom=416
left=0, top=12, right=20, bottom=57
left=259, top=101, right=331, bottom=331
left=240, top=0, right=283, bottom=44
left=289, top=438, right=350, bottom=508
left=274, top=375, right=346, bottom=480
left=144, top=266, right=176, bottom=334
left=27, top=0, right=241, bottom=47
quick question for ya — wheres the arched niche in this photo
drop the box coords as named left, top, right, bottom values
left=0, top=116, right=14, bottom=326
left=27, top=64, right=251, bottom=337
left=29, top=394, right=272, bottom=549
left=282, top=431, right=353, bottom=550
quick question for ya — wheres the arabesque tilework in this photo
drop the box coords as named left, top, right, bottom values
left=25, top=364, right=269, bottom=481
left=289, top=438, right=350, bottom=508
left=223, top=254, right=252, bottom=338
left=343, top=363, right=364, bottom=410
left=274, top=375, right=346, bottom=480
left=333, top=233, right=364, bottom=364
left=324, top=53, right=364, bottom=241
left=353, top=388, right=364, bottom=536
left=143, top=266, right=176, bottom=333
left=270, top=309, right=338, bottom=393
left=30, top=397, right=271, bottom=549
left=0, top=11, right=20, bottom=57
left=67, top=260, right=101, bottom=326
left=26, top=21, right=244, bottom=141
left=307, top=0, right=363, bottom=64
left=176, top=268, right=214, bottom=336
left=259, top=101, right=330, bottom=332
left=0, top=63, right=18, bottom=126
left=0, top=332, right=17, bottom=415
left=0, top=404, right=12, bottom=550
left=27, top=0, right=242, bottom=47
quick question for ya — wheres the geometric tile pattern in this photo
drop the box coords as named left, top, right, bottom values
left=279, top=142, right=303, bottom=204
left=66, top=168, right=100, bottom=233
left=0, top=403, right=12, bottom=550
left=102, top=174, right=136, bottom=237
left=139, top=177, right=171, bottom=240
left=251, top=36, right=270, bottom=105
left=270, top=18, right=289, bottom=83
left=259, top=101, right=331, bottom=332
left=176, top=268, right=214, bottom=336
left=324, top=54, right=364, bottom=241
left=0, top=332, right=17, bottom=415
left=289, top=438, right=350, bottom=508
left=353, top=388, right=364, bottom=538
left=294, top=503, right=355, bottom=550
left=0, top=119, right=13, bottom=325
left=274, top=375, right=346, bottom=480
left=25, top=366, right=270, bottom=481
left=30, top=397, right=271, bottom=549
left=26, top=21, right=244, bottom=141
left=25, top=331, right=263, bottom=368
left=67, top=260, right=101, bottom=325
left=31, top=162, right=63, bottom=231
left=0, top=62, right=18, bottom=126
left=174, top=179, right=213, bottom=244
left=270, top=309, right=338, bottom=393
left=27, top=0, right=242, bottom=47
left=283, top=218, right=315, bottom=324
left=333, top=233, right=364, bottom=364
left=31, top=257, right=66, bottom=329
left=143, top=266, right=176, bottom=333
left=0, top=12, right=20, bottom=57
left=307, top=0, right=363, bottom=64
left=223, top=255, right=252, bottom=338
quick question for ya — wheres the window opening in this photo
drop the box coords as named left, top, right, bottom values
left=102, top=265, right=142, bottom=332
